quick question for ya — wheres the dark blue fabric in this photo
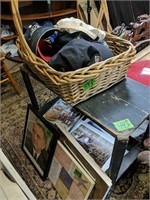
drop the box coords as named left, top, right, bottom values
left=48, top=38, right=114, bottom=72
left=54, top=31, right=99, bottom=49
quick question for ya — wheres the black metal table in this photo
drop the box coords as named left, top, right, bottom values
left=20, top=64, right=150, bottom=185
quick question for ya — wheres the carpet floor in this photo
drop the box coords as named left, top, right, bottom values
left=1, top=70, right=149, bottom=200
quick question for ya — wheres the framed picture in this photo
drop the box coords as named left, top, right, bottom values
left=43, top=98, right=83, bottom=133
left=22, top=104, right=59, bottom=181
left=71, top=119, right=114, bottom=169
left=49, top=140, right=95, bottom=200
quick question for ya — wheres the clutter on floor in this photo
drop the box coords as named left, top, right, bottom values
left=0, top=24, right=15, bottom=39
left=1, top=39, right=19, bottom=58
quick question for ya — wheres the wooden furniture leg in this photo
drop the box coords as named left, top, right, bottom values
left=0, top=55, right=20, bottom=94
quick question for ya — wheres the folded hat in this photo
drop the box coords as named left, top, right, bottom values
left=24, top=21, right=60, bottom=61
left=55, top=17, right=106, bottom=40
left=30, top=26, right=59, bottom=56
left=48, top=38, right=114, bottom=72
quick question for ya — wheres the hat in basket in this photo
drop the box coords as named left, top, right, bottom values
left=24, top=21, right=60, bottom=61
left=48, top=38, right=114, bottom=72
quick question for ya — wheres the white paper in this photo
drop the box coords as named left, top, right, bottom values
left=141, top=67, right=150, bottom=75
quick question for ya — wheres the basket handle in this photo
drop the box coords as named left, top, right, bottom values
left=10, top=0, right=35, bottom=61
left=10, top=0, right=22, bottom=30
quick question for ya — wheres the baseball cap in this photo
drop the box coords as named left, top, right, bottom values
left=48, top=38, right=114, bottom=72
left=24, top=21, right=60, bottom=61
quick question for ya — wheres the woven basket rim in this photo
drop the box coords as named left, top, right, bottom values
left=17, top=32, right=135, bottom=76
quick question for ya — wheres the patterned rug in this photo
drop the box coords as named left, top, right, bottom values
left=1, top=70, right=149, bottom=200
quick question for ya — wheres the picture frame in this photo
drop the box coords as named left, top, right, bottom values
left=43, top=98, right=83, bottom=133
left=71, top=119, right=114, bottom=169
left=22, top=104, right=59, bottom=181
left=49, top=140, right=95, bottom=200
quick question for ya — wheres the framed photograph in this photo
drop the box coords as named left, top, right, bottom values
left=22, top=104, right=59, bottom=181
left=43, top=98, right=83, bottom=133
left=71, top=120, right=114, bottom=169
left=49, top=140, right=95, bottom=200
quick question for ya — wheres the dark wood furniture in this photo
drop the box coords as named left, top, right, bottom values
left=1, top=0, right=78, bottom=22
left=20, top=64, right=150, bottom=187
left=1, top=0, right=78, bottom=67
left=76, top=77, right=150, bottom=184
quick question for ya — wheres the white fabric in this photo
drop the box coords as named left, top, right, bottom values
left=0, top=149, right=37, bottom=200
left=55, top=17, right=106, bottom=40
left=0, top=170, right=28, bottom=200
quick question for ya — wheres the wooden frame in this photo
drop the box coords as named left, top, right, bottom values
left=22, top=104, right=59, bottom=181
left=49, top=140, right=95, bottom=200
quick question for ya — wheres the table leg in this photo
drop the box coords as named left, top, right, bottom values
left=108, top=138, right=128, bottom=185
left=20, top=68, right=39, bottom=110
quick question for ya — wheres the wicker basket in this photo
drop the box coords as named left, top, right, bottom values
left=11, top=0, right=136, bottom=105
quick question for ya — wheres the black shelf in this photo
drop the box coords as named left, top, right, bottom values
left=116, top=145, right=141, bottom=181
